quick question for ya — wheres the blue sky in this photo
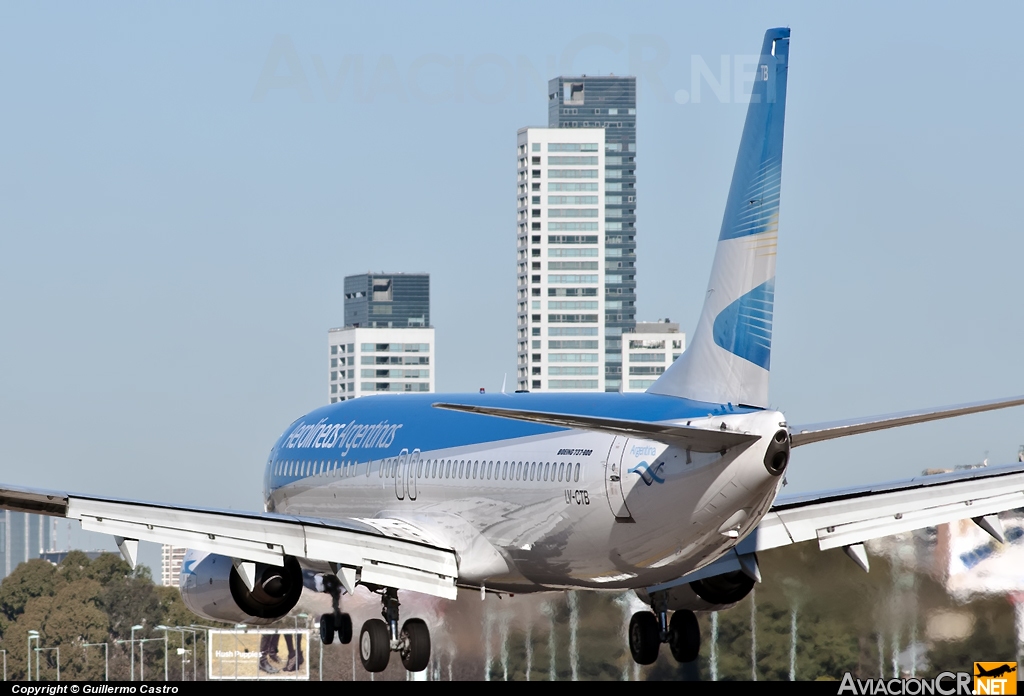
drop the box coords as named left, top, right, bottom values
left=2, top=3, right=1023, bottom=565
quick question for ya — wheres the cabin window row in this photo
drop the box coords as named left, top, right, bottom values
left=272, top=459, right=582, bottom=483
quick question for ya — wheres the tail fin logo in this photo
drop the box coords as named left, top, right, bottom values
left=712, top=278, right=775, bottom=370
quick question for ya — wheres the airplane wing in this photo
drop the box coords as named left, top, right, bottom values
left=431, top=402, right=759, bottom=453
left=789, top=395, right=1024, bottom=447
left=751, top=462, right=1024, bottom=562
left=0, top=484, right=459, bottom=599
left=648, top=462, right=1024, bottom=591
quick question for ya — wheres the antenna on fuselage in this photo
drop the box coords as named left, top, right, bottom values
left=501, top=374, right=507, bottom=394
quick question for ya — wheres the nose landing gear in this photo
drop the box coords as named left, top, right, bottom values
left=628, top=593, right=701, bottom=665
left=358, top=587, right=432, bottom=673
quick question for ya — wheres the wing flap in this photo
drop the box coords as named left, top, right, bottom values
left=1, top=486, right=459, bottom=600
left=431, top=402, right=759, bottom=452
left=751, top=463, right=1024, bottom=553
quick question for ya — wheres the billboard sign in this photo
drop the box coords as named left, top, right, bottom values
left=208, top=629, right=311, bottom=680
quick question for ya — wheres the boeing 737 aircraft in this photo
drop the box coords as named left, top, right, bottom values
left=4, top=27, right=1024, bottom=674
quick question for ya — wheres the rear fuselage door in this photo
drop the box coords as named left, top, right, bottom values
left=604, top=437, right=632, bottom=519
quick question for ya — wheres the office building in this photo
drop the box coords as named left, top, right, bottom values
left=330, top=273, right=434, bottom=402
left=621, top=320, right=685, bottom=392
left=343, top=273, right=430, bottom=329
left=548, top=76, right=637, bottom=391
left=161, top=545, right=188, bottom=587
left=516, top=127, right=607, bottom=392
left=1, top=511, right=55, bottom=580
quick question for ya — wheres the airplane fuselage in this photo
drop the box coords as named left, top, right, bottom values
left=264, top=392, right=787, bottom=593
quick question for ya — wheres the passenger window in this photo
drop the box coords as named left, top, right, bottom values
left=544, top=462, right=550, bottom=481
left=529, top=463, right=536, bottom=481
left=558, top=463, right=565, bottom=481
left=487, top=461, right=494, bottom=480
left=517, top=462, right=523, bottom=480
left=502, top=461, right=508, bottom=480
left=379, top=459, right=385, bottom=478
left=472, top=461, right=479, bottom=479
left=574, top=463, right=580, bottom=482
left=459, top=460, right=465, bottom=478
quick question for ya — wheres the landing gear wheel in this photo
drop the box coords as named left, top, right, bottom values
left=359, top=619, right=391, bottom=672
left=400, top=618, right=431, bottom=672
left=668, top=610, right=701, bottom=663
left=320, top=613, right=335, bottom=645
left=628, top=611, right=661, bottom=665
left=337, top=612, right=353, bottom=644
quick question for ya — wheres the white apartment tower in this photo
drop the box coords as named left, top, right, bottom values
left=517, top=127, right=607, bottom=392
left=161, top=544, right=187, bottom=587
left=329, top=326, right=434, bottom=400
left=621, top=320, right=685, bottom=393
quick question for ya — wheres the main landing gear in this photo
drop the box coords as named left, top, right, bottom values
left=358, top=587, right=431, bottom=673
left=628, top=593, right=700, bottom=665
left=318, top=574, right=353, bottom=646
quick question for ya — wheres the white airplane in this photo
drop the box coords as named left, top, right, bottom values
left=4, top=26, right=1024, bottom=674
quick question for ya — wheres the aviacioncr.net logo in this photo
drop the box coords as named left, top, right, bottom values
left=837, top=672, right=974, bottom=695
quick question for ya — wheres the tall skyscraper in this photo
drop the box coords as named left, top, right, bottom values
left=516, top=127, right=607, bottom=392
left=548, top=76, right=637, bottom=391
left=1, top=511, right=54, bottom=580
left=329, top=273, right=434, bottom=402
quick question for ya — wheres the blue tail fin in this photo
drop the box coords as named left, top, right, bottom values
left=649, top=28, right=790, bottom=407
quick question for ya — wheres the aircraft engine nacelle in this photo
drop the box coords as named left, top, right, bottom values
left=179, top=550, right=304, bottom=625
left=636, top=568, right=755, bottom=612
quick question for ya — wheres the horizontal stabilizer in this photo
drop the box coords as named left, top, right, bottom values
left=431, top=403, right=759, bottom=453
left=790, top=395, right=1024, bottom=447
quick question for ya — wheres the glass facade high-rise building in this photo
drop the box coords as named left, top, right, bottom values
left=548, top=76, right=637, bottom=391
left=343, top=273, right=430, bottom=329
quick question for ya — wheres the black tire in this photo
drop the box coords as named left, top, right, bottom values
left=337, top=612, right=353, bottom=645
left=319, top=613, right=335, bottom=645
left=668, top=610, right=701, bottom=663
left=359, top=619, right=391, bottom=673
left=400, top=618, right=431, bottom=672
left=628, top=612, right=661, bottom=665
